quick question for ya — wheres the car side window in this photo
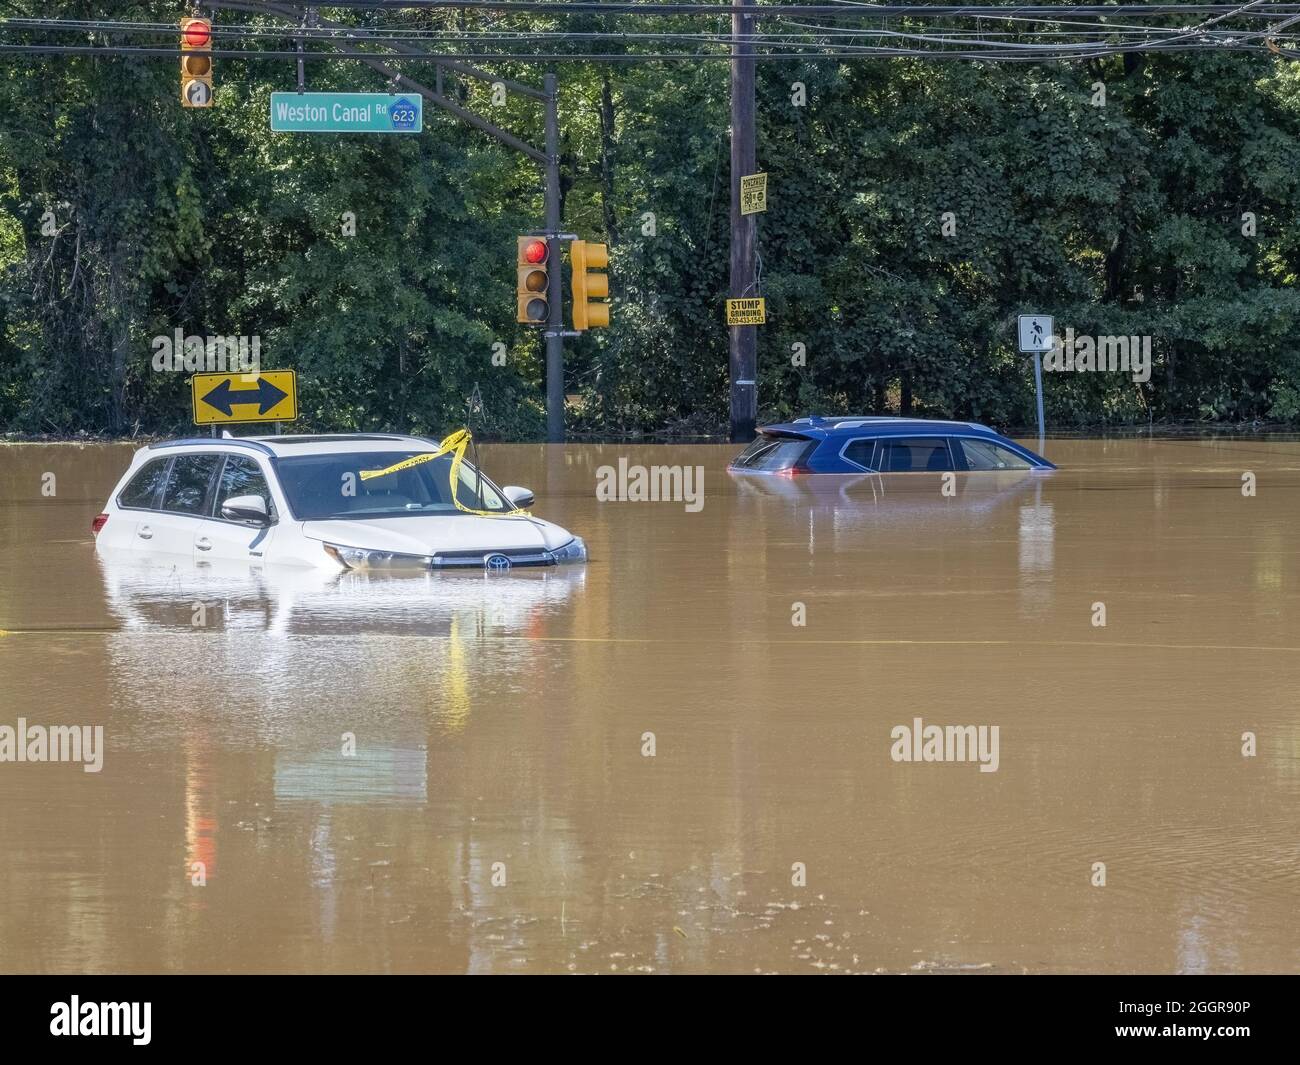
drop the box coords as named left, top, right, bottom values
left=160, top=455, right=222, bottom=515
left=214, top=456, right=271, bottom=517
left=118, top=458, right=172, bottom=510
left=878, top=437, right=953, bottom=472
left=455, top=462, right=509, bottom=511
left=842, top=438, right=877, bottom=470
left=960, top=438, right=1033, bottom=470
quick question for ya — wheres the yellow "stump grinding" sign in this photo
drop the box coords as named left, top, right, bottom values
left=739, top=172, right=767, bottom=215
left=726, top=298, right=766, bottom=326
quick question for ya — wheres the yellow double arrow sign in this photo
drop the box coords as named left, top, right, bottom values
left=191, top=371, right=298, bottom=425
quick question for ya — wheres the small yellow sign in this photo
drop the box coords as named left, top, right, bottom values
left=726, top=298, right=766, bottom=326
left=740, top=172, right=767, bottom=215
left=191, top=370, right=298, bottom=425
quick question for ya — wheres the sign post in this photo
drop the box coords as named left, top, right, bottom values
left=1017, top=314, right=1053, bottom=453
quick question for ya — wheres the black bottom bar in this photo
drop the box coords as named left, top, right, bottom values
left=0, top=974, right=1293, bottom=1052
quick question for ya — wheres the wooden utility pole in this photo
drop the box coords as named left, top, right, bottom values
left=729, top=0, right=758, bottom=443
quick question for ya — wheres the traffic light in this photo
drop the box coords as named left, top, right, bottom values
left=517, top=236, right=549, bottom=325
left=570, top=240, right=610, bottom=331
left=180, top=17, right=213, bottom=109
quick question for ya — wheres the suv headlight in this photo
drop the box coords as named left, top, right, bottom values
left=323, top=543, right=432, bottom=570
left=547, top=537, right=587, bottom=564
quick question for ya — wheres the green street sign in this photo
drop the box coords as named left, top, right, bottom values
left=270, top=92, right=422, bottom=134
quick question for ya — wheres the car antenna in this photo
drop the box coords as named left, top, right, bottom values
left=467, top=384, right=485, bottom=509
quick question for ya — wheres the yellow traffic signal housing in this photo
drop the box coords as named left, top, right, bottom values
left=180, top=18, right=214, bottom=109
left=517, top=236, right=549, bottom=325
left=571, top=240, right=610, bottom=331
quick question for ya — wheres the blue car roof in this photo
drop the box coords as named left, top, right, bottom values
left=759, top=416, right=1004, bottom=440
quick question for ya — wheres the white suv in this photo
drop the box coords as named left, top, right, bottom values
left=93, top=434, right=587, bottom=571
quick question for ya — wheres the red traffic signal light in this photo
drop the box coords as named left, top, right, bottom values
left=182, top=19, right=211, bottom=48
left=517, top=237, right=550, bottom=324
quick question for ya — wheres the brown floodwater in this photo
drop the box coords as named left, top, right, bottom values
left=0, top=436, right=1297, bottom=974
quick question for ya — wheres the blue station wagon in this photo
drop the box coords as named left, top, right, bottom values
left=728, top=416, right=1055, bottom=475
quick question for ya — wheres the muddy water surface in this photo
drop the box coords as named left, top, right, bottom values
left=0, top=437, right=1297, bottom=973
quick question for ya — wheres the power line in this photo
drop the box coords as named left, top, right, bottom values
left=9, top=2, right=1300, bottom=30
left=165, top=1, right=1300, bottom=15
left=5, top=5, right=1299, bottom=64
left=1, top=17, right=1269, bottom=44
left=0, top=23, right=1286, bottom=47
left=0, top=40, right=1284, bottom=61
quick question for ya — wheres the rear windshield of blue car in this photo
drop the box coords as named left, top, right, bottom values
left=731, top=434, right=813, bottom=471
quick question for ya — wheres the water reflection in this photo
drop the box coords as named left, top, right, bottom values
left=729, top=467, right=1048, bottom=519
left=183, top=738, right=217, bottom=899
left=274, top=746, right=428, bottom=806
left=97, top=550, right=586, bottom=637
left=1017, top=487, right=1056, bottom=619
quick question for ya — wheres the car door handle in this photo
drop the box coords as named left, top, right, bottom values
left=137, top=525, right=153, bottom=540
left=195, top=537, right=212, bottom=551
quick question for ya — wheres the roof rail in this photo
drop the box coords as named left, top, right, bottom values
left=250, top=433, right=426, bottom=445
left=147, top=437, right=277, bottom=457
left=263, top=432, right=415, bottom=440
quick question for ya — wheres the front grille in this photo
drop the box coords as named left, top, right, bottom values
left=430, top=548, right=555, bottom=568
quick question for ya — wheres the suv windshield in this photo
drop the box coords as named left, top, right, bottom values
left=731, top=434, right=812, bottom=471
left=276, top=451, right=510, bottom=520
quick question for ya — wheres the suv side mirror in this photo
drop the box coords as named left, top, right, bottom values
left=502, top=486, right=534, bottom=508
left=221, top=494, right=270, bottom=525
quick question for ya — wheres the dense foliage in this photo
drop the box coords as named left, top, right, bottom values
left=4, top=4, right=1300, bottom=438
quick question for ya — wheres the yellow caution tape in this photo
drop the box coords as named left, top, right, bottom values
left=358, top=451, right=444, bottom=479
left=358, top=428, right=529, bottom=518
